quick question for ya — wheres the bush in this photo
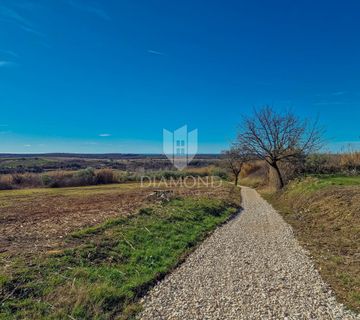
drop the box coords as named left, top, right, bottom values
left=95, top=169, right=117, bottom=184
left=41, top=174, right=53, bottom=186
left=305, top=154, right=333, bottom=174
left=11, top=173, right=43, bottom=187
left=45, top=171, right=74, bottom=188
left=0, top=165, right=233, bottom=190
left=76, top=167, right=95, bottom=181
left=0, top=175, right=13, bottom=190
left=304, top=152, right=360, bottom=175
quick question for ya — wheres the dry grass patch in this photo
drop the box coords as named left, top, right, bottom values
left=263, top=177, right=360, bottom=312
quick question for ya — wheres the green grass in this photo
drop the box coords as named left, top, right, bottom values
left=284, top=174, right=360, bottom=196
left=0, top=196, right=238, bottom=320
left=312, top=174, right=360, bottom=186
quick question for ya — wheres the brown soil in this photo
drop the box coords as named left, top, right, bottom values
left=0, top=182, right=236, bottom=260
left=0, top=185, right=153, bottom=257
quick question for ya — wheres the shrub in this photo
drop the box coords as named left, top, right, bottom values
left=41, top=174, right=53, bottom=186
left=304, top=152, right=360, bottom=175
left=45, top=171, right=74, bottom=188
left=73, top=167, right=96, bottom=186
left=0, top=175, right=13, bottom=190
left=339, top=151, right=360, bottom=173
left=11, top=173, right=43, bottom=187
left=95, top=169, right=117, bottom=184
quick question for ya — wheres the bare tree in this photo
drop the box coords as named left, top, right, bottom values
left=222, top=146, right=251, bottom=186
left=236, top=106, right=323, bottom=188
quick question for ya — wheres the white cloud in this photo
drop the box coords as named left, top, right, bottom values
left=99, top=133, right=111, bottom=137
left=147, top=49, right=165, bottom=56
left=24, top=144, right=31, bottom=147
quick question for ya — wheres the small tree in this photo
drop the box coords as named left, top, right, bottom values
left=236, top=106, right=323, bottom=188
left=222, top=147, right=250, bottom=186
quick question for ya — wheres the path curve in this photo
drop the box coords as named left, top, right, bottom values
left=139, top=187, right=359, bottom=319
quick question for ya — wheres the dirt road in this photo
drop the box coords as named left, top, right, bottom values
left=139, top=187, right=359, bottom=319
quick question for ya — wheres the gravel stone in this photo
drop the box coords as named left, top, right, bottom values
left=138, top=187, right=360, bottom=319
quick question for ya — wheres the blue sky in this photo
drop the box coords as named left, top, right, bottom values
left=0, top=0, right=359, bottom=153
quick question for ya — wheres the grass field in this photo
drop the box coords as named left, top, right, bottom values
left=0, top=182, right=241, bottom=319
left=263, top=175, right=360, bottom=312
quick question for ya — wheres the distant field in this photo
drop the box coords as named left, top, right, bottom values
left=264, top=176, right=360, bottom=312
left=0, top=158, right=56, bottom=169
left=0, top=154, right=221, bottom=174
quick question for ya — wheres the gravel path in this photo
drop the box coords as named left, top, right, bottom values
left=139, top=187, right=359, bottom=319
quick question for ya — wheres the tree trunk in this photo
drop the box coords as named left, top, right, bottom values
left=272, top=162, right=284, bottom=189
left=234, top=173, right=239, bottom=186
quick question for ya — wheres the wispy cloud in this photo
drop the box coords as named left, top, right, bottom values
left=67, top=1, right=110, bottom=20
left=0, top=50, right=18, bottom=58
left=0, top=5, right=31, bottom=26
left=20, top=25, right=45, bottom=37
left=24, top=144, right=31, bottom=147
left=99, top=133, right=111, bottom=137
left=0, top=50, right=19, bottom=69
left=147, top=49, right=165, bottom=56
left=0, top=61, right=16, bottom=67
left=332, top=91, right=346, bottom=96
left=313, top=101, right=342, bottom=106
left=0, top=5, right=44, bottom=37
left=313, top=101, right=359, bottom=106
left=13, top=2, right=43, bottom=11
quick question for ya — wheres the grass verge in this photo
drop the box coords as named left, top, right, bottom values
left=262, top=176, right=360, bottom=313
left=0, top=194, right=240, bottom=319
